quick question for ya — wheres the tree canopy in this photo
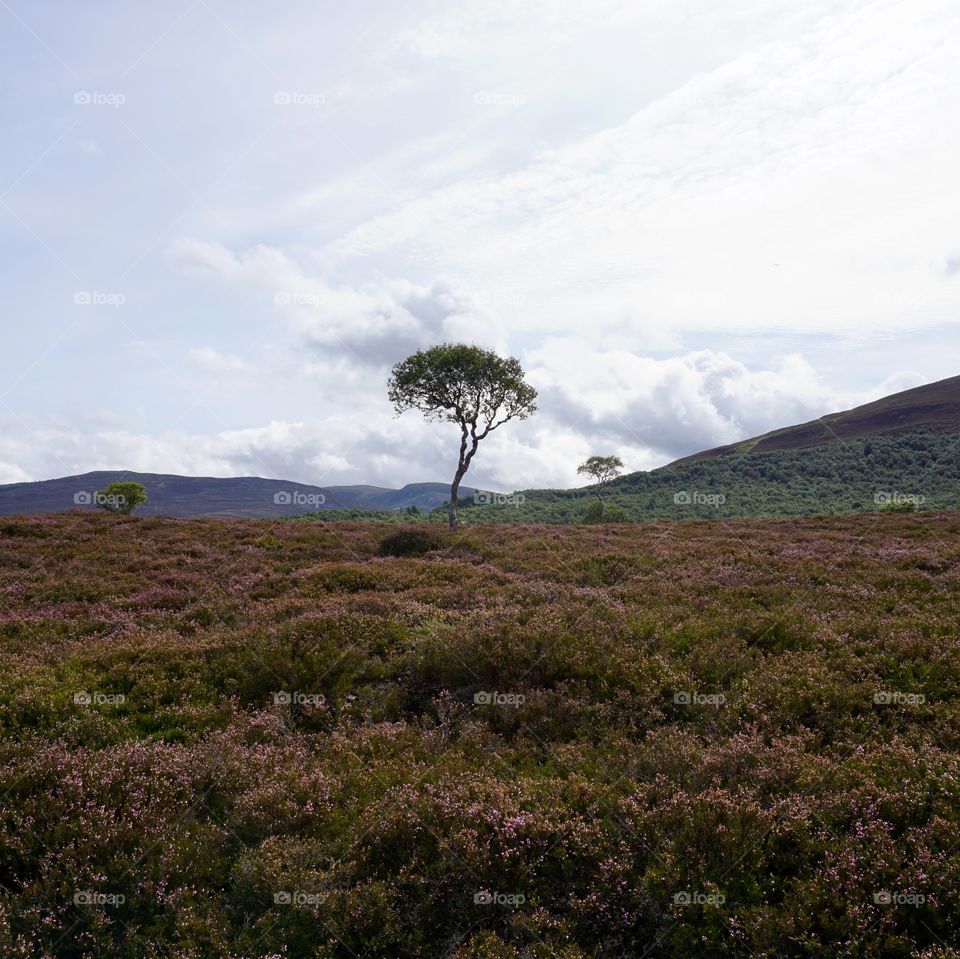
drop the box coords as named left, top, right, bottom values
left=388, top=344, right=537, bottom=528
left=577, top=455, right=624, bottom=511
left=95, top=481, right=148, bottom=516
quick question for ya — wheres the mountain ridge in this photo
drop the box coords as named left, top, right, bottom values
left=4, top=373, right=960, bottom=520
left=668, top=374, right=960, bottom=466
left=0, top=470, right=477, bottom=519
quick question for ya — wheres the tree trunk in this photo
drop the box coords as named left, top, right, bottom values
left=449, top=472, right=462, bottom=530
left=449, top=459, right=473, bottom=529
left=449, top=431, right=478, bottom=530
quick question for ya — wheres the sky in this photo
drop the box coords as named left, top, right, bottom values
left=1, top=0, right=959, bottom=492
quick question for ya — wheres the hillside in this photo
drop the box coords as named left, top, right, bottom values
left=454, top=373, right=960, bottom=523
left=0, top=470, right=473, bottom=518
left=454, top=428, right=960, bottom=523
left=671, top=373, right=960, bottom=464
left=1, top=511, right=957, bottom=956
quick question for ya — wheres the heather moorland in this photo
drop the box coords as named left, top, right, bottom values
left=1, top=511, right=958, bottom=957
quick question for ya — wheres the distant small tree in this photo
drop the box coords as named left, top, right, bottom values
left=577, top=455, right=623, bottom=515
left=388, top=344, right=538, bottom=530
left=879, top=500, right=919, bottom=514
left=95, top=481, right=147, bottom=516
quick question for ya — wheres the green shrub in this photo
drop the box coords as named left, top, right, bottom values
left=377, top=526, right=444, bottom=557
left=582, top=501, right=629, bottom=523
left=95, top=481, right=148, bottom=515
left=879, top=500, right=919, bottom=513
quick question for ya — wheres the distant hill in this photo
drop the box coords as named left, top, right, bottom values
left=670, top=374, right=960, bottom=465
left=460, top=429, right=960, bottom=523
left=0, top=471, right=474, bottom=519
left=6, top=375, right=960, bottom=523
left=457, top=372, right=960, bottom=523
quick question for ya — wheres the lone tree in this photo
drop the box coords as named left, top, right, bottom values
left=388, top=344, right=538, bottom=530
left=577, top=455, right=623, bottom=515
left=95, top=481, right=147, bottom=516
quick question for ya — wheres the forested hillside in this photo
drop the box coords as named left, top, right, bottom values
left=448, top=429, right=960, bottom=523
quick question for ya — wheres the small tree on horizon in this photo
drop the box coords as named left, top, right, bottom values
left=577, top=455, right=623, bottom=516
left=388, top=344, right=538, bottom=530
left=95, top=481, right=147, bottom=516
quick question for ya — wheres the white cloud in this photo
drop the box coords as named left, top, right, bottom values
left=170, top=238, right=507, bottom=364
left=0, top=461, right=32, bottom=485
left=340, top=0, right=960, bottom=340
left=2, top=0, right=956, bottom=490
left=187, top=347, right=252, bottom=372
left=527, top=342, right=922, bottom=461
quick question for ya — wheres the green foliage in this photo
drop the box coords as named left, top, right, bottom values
left=376, top=526, right=445, bottom=557
left=387, top=343, right=538, bottom=530
left=582, top=500, right=603, bottom=523
left=95, top=481, right=147, bottom=515
left=387, top=343, right=537, bottom=426
left=879, top=500, right=919, bottom=513
left=582, top=501, right=629, bottom=523
left=464, top=430, right=960, bottom=524
left=577, top=454, right=623, bottom=489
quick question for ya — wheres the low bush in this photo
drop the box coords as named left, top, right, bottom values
left=377, top=525, right=445, bottom=557
left=581, top=501, right=629, bottom=523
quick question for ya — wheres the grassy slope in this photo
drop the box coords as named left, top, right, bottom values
left=671, top=372, right=960, bottom=463
left=1, top=512, right=959, bottom=957
left=453, top=429, right=960, bottom=523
